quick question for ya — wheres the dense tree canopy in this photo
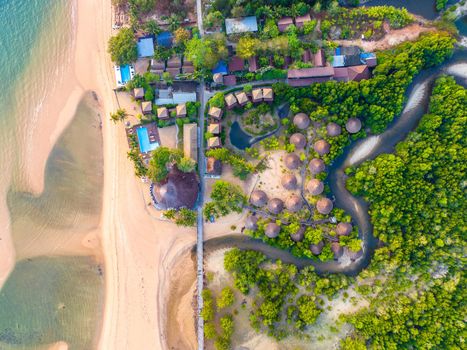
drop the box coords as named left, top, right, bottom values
left=107, top=27, right=137, bottom=65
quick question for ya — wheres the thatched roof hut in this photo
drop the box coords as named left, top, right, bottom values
left=265, top=223, right=280, bottom=238
left=313, top=140, right=330, bottom=156
left=310, top=241, right=324, bottom=255
left=293, top=113, right=311, bottom=130
left=262, top=88, right=274, bottom=102
left=176, top=103, right=187, bottom=118
left=207, top=136, right=221, bottom=149
left=284, top=153, right=301, bottom=170
left=268, top=198, right=284, bottom=215
left=345, top=118, right=362, bottom=134
left=309, top=158, right=325, bottom=174
left=152, top=167, right=199, bottom=210
left=290, top=133, right=307, bottom=149
left=306, top=179, right=324, bottom=195
left=331, top=242, right=343, bottom=260
left=224, top=93, right=238, bottom=109
left=250, top=190, right=268, bottom=207
left=326, top=122, right=342, bottom=137
left=157, top=107, right=169, bottom=119
left=336, top=222, right=352, bottom=236
left=281, top=174, right=298, bottom=190
left=285, top=194, right=303, bottom=212
left=245, top=215, right=258, bottom=230
left=349, top=248, right=363, bottom=261
left=290, top=226, right=305, bottom=242
left=316, top=197, right=333, bottom=215
left=134, top=87, right=145, bottom=99
left=252, top=88, right=263, bottom=103
left=235, top=91, right=249, bottom=106
left=208, top=106, right=223, bottom=120
left=142, top=101, right=153, bottom=115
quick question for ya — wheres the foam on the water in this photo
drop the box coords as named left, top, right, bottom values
left=348, top=136, right=380, bottom=166
left=403, top=81, right=428, bottom=113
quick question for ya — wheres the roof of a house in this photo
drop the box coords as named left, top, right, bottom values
left=288, top=77, right=332, bottom=86
left=223, top=75, right=237, bottom=86
left=235, top=91, right=249, bottom=105
left=290, top=133, right=306, bottom=149
left=152, top=166, right=199, bottom=210
left=151, top=59, right=165, bottom=69
left=245, top=215, right=258, bottom=230
left=348, top=65, right=370, bottom=81
left=167, top=56, right=182, bottom=68
left=134, top=87, right=145, bottom=99
left=268, top=198, right=284, bottom=215
left=295, top=14, right=311, bottom=26
left=208, top=136, right=221, bottom=148
left=248, top=56, right=258, bottom=72
left=284, top=153, right=300, bottom=170
left=313, top=139, right=330, bottom=156
left=183, top=123, right=197, bottom=161
left=208, top=123, right=221, bottom=134
left=293, top=113, right=311, bottom=129
left=288, top=66, right=334, bottom=79
left=281, top=174, right=298, bottom=190
left=313, top=49, right=326, bottom=67
left=250, top=190, right=268, bottom=207
left=310, top=241, right=324, bottom=255
left=137, top=37, right=155, bottom=58
left=212, top=61, right=228, bottom=75
left=316, top=197, right=333, bottom=215
left=166, top=67, right=180, bottom=76
left=206, top=157, right=222, bottom=176
left=213, top=73, right=224, bottom=84
left=309, top=158, right=325, bottom=174
left=290, top=226, right=305, bottom=242
left=225, top=16, right=258, bottom=35
left=365, top=57, right=377, bottom=67
left=286, top=194, right=303, bottom=212
left=307, top=179, right=324, bottom=196
left=346, top=117, right=362, bottom=133
left=340, top=46, right=361, bottom=56
left=208, top=106, right=223, bottom=119
left=142, top=101, right=152, bottom=113
left=265, top=223, right=280, bottom=238
left=327, top=122, right=342, bottom=137
left=345, top=54, right=363, bottom=66
left=224, top=93, right=238, bottom=107
left=252, top=88, right=263, bottom=102
left=176, top=103, right=187, bottom=117
left=303, top=49, right=312, bottom=63
left=157, top=31, right=173, bottom=47
left=336, top=222, right=352, bottom=236
left=229, top=56, right=244, bottom=72
left=262, top=88, right=273, bottom=100
left=278, top=17, right=294, bottom=32
left=157, top=107, right=169, bottom=119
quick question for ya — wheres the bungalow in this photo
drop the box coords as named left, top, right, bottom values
left=208, top=106, right=223, bottom=120
left=252, top=88, right=263, bottom=103
left=137, top=36, right=155, bottom=58
left=206, top=157, right=222, bottom=178
left=157, top=107, right=169, bottom=119
left=262, top=87, right=274, bottom=102
left=141, top=101, right=153, bottom=115
left=295, top=14, right=311, bottom=29
left=278, top=17, right=294, bottom=32
left=223, top=75, right=237, bottom=86
left=176, top=103, right=187, bottom=118
left=183, top=123, right=198, bottom=161
left=150, top=59, right=165, bottom=74
left=134, top=87, right=144, bottom=100
left=225, top=16, right=258, bottom=35
left=288, top=66, right=335, bottom=86
left=334, top=65, right=370, bottom=82
left=235, top=91, right=249, bottom=106
left=224, top=93, right=238, bottom=109
left=207, top=136, right=221, bottom=149
left=248, top=56, right=258, bottom=72
left=208, top=123, right=221, bottom=135
left=229, top=56, right=244, bottom=72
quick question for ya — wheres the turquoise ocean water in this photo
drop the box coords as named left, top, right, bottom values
left=0, top=1, right=104, bottom=349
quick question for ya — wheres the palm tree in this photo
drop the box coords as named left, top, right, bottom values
left=110, top=108, right=128, bottom=123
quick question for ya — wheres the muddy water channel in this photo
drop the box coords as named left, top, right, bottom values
left=204, top=50, right=467, bottom=276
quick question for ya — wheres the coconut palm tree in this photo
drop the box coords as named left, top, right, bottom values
left=110, top=108, right=128, bottom=123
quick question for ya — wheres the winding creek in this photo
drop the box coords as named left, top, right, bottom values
left=203, top=50, right=467, bottom=276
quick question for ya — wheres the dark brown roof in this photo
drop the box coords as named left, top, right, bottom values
left=345, top=118, right=362, bottom=133
left=290, top=226, right=305, bottom=242
left=331, top=242, right=343, bottom=259
left=288, top=77, right=332, bottom=86
left=307, top=179, right=324, bottom=195
left=223, top=75, right=237, bottom=86
left=326, top=122, right=342, bottom=137
left=245, top=215, right=258, bottom=230
left=336, top=222, right=352, bottom=236
left=335, top=65, right=370, bottom=82
left=248, top=56, right=258, bottom=72
left=228, top=56, right=244, bottom=72
left=281, top=174, right=298, bottom=190
left=309, top=158, right=325, bottom=174
left=316, top=197, right=333, bottom=215
left=167, top=56, right=182, bottom=68
left=278, top=17, right=294, bottom=32
left=288, top=66, right=334, bottom=79
left=152, top=167, right=199, bottom=210
left=293, top=113, right=311, bottom=129
left=295, top=14, right=311, bottom=27
left=206, top=157, right=222, bottom=176
left=285, top=194, right=303, bottom=212
left=310, top=241, right=324, bottom=255
left=302, top=49, right=312, bottom=63
left=313, top=139, right=330, bottom=156
left=267, top=198, right=284, bottom=215
left=290, top=133, right=307, bottom=149
left=250, top=190, right=268, bottom=207
left=265, top=223, right=280, bottom=238
left=284, top=153, right=301, bottom=170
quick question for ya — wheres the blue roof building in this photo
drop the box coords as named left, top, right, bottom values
left=225, top=16, right=258, bottom=35
left=137, top=37, right=155, bottom=58
left=157, top=31, right=173, bottom=48
left=212, top=61, right=228, bottom=75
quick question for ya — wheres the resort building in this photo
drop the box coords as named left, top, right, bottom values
left=336, top=222, right=352, bottom=236
left=285, top=194, right=303, bottom=212
left=281, top=174, right=298, bottom=190
left=265, top=223, right=280, bottom=238
left=176, top=103, right=187, bottom=118
left=295, top=14, right=311, bottom=29
left=331, top=242, right=344, bottom=260
left=268, top=198, right=284, bottom=215
left=141, top=101, right=152, bottom=115
left=290, top=133, right=306, bottom=149
left=245, top=215, right=258, bottom=230
left=155, top=91, right=197, bottom=106
left=250, top=190, right=268, bottom=207
left=252, top=88, right=263, bottom=103
left=157, top=107, right=169, bottom=120
left=326, top=122, right=342, bottom=137
left=206, top=157, right=222, bottom=178
left=309, top=158, right=325, bottom=174
left=345, top=118, right=362, bottom=133
left=150, top=59, right=165, bottom=74
left=208, top=123, right=221, bottom=135
left=310, top=241, right=324, bottom=255
left=225, top=16, right=258, bottom=35
left=334, top=65, right=370, bottom=82
left=224, top=93, right=238, bottom=109
left=316, top=197, right=333, bottom=215
left=208, top=106, right=223, bottom=120
left=137, top=36, right=155, bottom=58
left=183, top=123, right=198, bottom=161
left=278, top=17, right=294, bottom=32
left=293, top=113, right=311, bottom=130
left=307, top=179, right=324, bottom=195
left=235, top=91, right=249, bottom=106
left=134, top=87, right=144, bottom=100
left=313, top=139, right=330, bottom=156
left=290, top=226, right=305, bottom=242
left=288, top=67, right=335, bottom=86
left=284, top=153, right=301, bottom=170
left=157, top=31, right=173, bottom=48
left=262, top=88, right=274, bottom=102
left=228, top=56, right=245, bottom=72
left=207, top=136, right=221, bottom=149
left=223, top=75, right=237, bottom=86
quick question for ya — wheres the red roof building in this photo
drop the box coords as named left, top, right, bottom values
left=228, top=56, right=244, bottom=72
left=295, top=14, right=311, bottom=29
left=278, top=17, right=294, bottom=32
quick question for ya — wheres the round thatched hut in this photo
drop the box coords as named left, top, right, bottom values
left=331, top=242, right=344, bottom=260
left=290, top=226, right=305, bottom=242
left=268, top=198, right=284, bottom=215
left=308, top=158, right=325, bottom=174
left=326, top=122, right=342, bottom=137
left=245, top=215, right=259, bottom=230
left=284, top=153, right=301, bottom=170
left=250, top=190, right=268, bottom=207
left=152, top=167, right=199, bottom=210
left=310, top=241, right=324, bottom=255
left=336, top=222, right=352, bottom=236
left=306, top=179, right=324, bottom=195
left=290, top=133, right=307, bottom=149
left=293, top=113, right=311, bottom=130
left=313, top=140, right=330, bottom=156
left=265, top=223, right=280, bottom=238
left=316, top=197, right=333, bottom=215
left=281, top=174, right=298, bottom=190
left=285, top=194, right=303, bottom=212
left=345, top=118, right=362, bottom=134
